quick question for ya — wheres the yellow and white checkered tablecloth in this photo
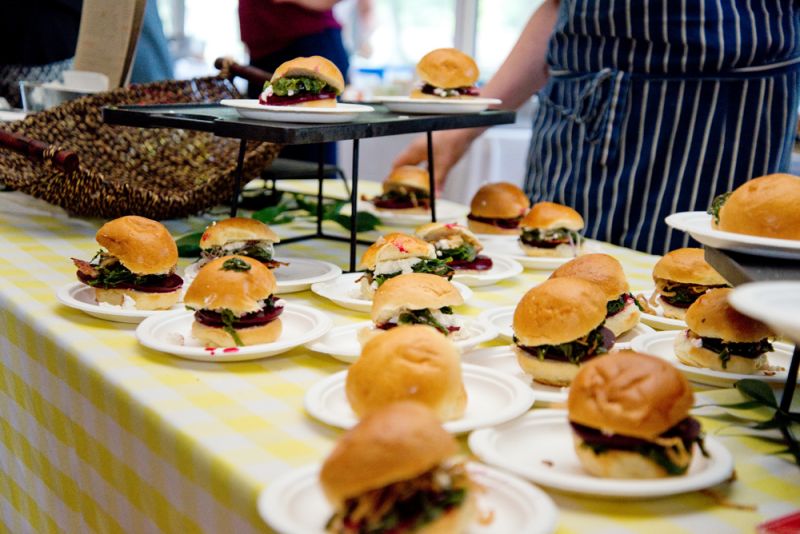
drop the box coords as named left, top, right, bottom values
left=0, top=190, right=797, bottom=534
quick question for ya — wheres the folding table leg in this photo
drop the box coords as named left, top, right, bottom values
left=349, top=139, right=360, bottom=272
left=317, top=143, right=324, bottom=236
left=427, top=130, right=437, bottom=223
left=229, top=138, right=248, bottom=217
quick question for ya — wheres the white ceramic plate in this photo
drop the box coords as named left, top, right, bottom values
left=728, top=282, right=800, bottom=344
left=469, top=410, right=734, bottom=499
left=183, top=258, right=341, bottom=295
left=481, top=239, right=604, bottom=270
left=452, top=254, right=523, bottom=287
left=478, top=306, right=654, bottom=347
left=311, top=272, right=474, bottom=313
left=306, top=318, right=498, bottom=363
left=665, top=211, right=800, bottom=259
left=304, top=364, right=534, bottom=434
left=351, top=199, right=470, bottom=227
left=220, top=99, right=374, bottom=123
left=56, top=282, right=183, bottom=324
left=258, top=461, right=558, bottom=534
left=631, top=330, right=794, bottom=386
left=377, top=95, right=503, bottom=114
left=135, top=304, right=332, bottom=362
left=634, top=290, right=687, bottom=331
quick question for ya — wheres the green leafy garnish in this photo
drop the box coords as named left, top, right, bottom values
left=373, top=258, right=455, bottom=287
left=221, top=257, right=251, bottom=272
left=707, top=191, right=732, bottom=224
left=220, top=308, right=244, bottom=346
left=518, top=324, right=608, bottom=365
left=398, top=308, right=453, bottom=335
left=438, top=242, right=477, bottom=262
left=86, top=262, right=168, bottom=288
left=266, top=76, right=334, bottom=96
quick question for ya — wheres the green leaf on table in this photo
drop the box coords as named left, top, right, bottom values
left=750, top=419, right=784, bottom=430
left=292, top=194, right=318, bottom=214
left=735, top=379, right=778, bottom=408
left=331, top=212, right=382, bottom=232
left=252, top=205, right=293, bottom=225
left=176, top=231, right=204, bottom=258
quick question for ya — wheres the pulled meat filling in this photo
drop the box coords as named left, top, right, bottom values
left=515, top=325, right=614, bottom=365
left=655, top=279, right=729, bottom=308
left=72, top=255, right=182, bottom=293
left=420, top=83, right=480, bottom=97
left=687, top=330, right=773, bottom=369
left=520, top=227, right=582, bottom=249
left=466, top=213, right=523, bottom=230
left=369, top=189, right=430, bottom=210
left=326, top=461, right=470, bottom=534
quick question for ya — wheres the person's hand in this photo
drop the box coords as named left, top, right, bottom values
left=392, top=129, right=479, bottom=193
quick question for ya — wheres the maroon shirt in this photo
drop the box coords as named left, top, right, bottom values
left=239, top=1, right=341, bottom=59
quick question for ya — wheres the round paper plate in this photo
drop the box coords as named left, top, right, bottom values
left=468, top=410, right=734, bottom=499
left=665, top=211, right=800, bottom=259
left=351, top=199, right=470, bottom=227
left=303, top=364, right=534, bottom=434
left=306, top=318, right=498, bottom=363
left=184, top=258, right=341, bottom=295
left=452, top=254, right=523, bottom=287
left=220, top=99, right=374, bottom=123
left=377, top=95, right=503, bottom=114
left=135, top=304, right=332, bottom=362
left=728, top=282, right=800, bottom=344
left=56, top=282, right=183, bottom=324
left=257, top=461, right=557, bottom=534
left=311, top=272, right=473, bottom=313
left=631, top=330, right=793, bottom=386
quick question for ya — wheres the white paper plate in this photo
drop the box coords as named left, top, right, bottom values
left=452, top=254, right=523, bottom=287
left=469, top=410, right=733, bottom=499
left=631, top=331, right=794, bottom=386
left=56, top=282, right=183, bottom=324
left=377, top=95, right=503, bottom=114
left=135, top=304, right=332, bottom=362
left=220, top=99, right=374, bottom=123
left=728, top=282, right=800, bottom=344
left=306, top=318, right=498, bottom=362
left=665, top=211, right=800, bottom=259
left=481, top=239, right=604, bottom=270
left=304, top=364, right=534, bottom=434
left=351, top=199, right=470, bottom=226
left=258, top=461, right=558, bottom=534
left=478, top=307, right=654, bottom=347
left=311, top=272, right=474, bottom=313
left=183, top=258, right=341, bottom=295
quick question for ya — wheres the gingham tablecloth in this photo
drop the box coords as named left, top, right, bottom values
left=0, top=190, right=798, bottom=534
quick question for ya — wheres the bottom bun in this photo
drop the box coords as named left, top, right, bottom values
left=514, top=346, right=579, bottom=387
left=95, top=287, right=180, bottom=311
left=605, top=301, right=640, bottom=337
left=519, top=242, right=579, bottom=258
left=658, top=297, right=689, bottom=320
left=572, top=434, right=682, bottom=478
left=674, top=331, right=767, bottom=374
left=294, top=98, right=337, bottom=108
left=466, top=219, right=520, bottom=236
left=191, top=318, right=282, bottom=347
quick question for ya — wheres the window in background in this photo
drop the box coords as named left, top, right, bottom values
left=474, top=0, right=542, bottom=80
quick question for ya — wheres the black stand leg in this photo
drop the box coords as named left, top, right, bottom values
left=781, top=347, right=800, bottom=413
left=427, top=130, right=436, bottom=223
left=317, top=143, right=324, bottom=236
left=350, top=139, right=360, bottom=272
left=230, top=138, right=247, bottom=217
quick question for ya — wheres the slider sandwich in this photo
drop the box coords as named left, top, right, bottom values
left=259, top=55, right=344, bottom=107
left=367, top=166, right=431, bottom=213
left=347, top=325, right=467, bottom=421
left=357, top=233, right=453, bottom=299
left=550, top=254, right=641, bottom=336
left=184, top=256, right=283, bottom=347
left=71, top=215, right=183, bottom=310
left=416, top=222, right=493, bottom=273
left=467, top=182, right=530, bottom=235
left=709, top=173, right=800, bottom=240
left=320, top=402, right=475, bottom=534
left=675, top=288, right=774, bottom=374
left=198, top=217, right=283, bottom=269
left=513, top=277, right=614, bottom=386
left=519, top=201, right=584, bottom=257
left=651, top=248, right=729, bottom=320
left=568, top=351, right=706, bottom=478
left=411, top=48, right=480, bottom=99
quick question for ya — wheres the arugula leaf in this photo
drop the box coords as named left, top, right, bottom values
left=439, top=243, right=476, bottom=262
left=176, top=231, right=204, bottom=258
left=707, top=191, right=732, bottom=224
left=220, top=309, right=244, bottom=346
left=221, top=257, right=251, bottom=272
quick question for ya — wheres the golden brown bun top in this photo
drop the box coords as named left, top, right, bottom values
left=96, top=216, right=177, bottom=275
left=270, top=55, right=345, bottom=94
left=521, top=202, right=584, bottom=231
left=549, top=254, right=629, bottom=301
left=717, top=174, right=800, bottom=240
left=359, top=233, right=436, bottom=270
left=415, top=222, right=482, bottom=251
left=184, top=255, right=276, bottom=315
left=383, top=165, right=430, bottom=194
left=200, top=217, right=279, bottom=249
left=371, top=273, right=463, bottom=323
left=469, top=182, right=530, bottom=219
left=652, top=248, right=728, bottom=285
left=568, top=350, right=694, bottom=439
left=685, top=288, right=773, bottom=342
left=513, top=278, right=607, bottom=346
left=416, top=48, right=479, bottom=89
left=320, top=400, right=457, bottom=503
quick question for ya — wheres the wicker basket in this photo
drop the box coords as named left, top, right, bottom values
left=0, top=61, right=280, bottom=220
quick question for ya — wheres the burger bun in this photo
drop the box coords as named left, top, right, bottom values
left=96, top=215, right=178, bottom=275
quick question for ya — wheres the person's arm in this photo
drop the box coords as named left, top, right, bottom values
left=273, top=0, right=340, bottom=10
left=393, top=0, right=560, bottom=189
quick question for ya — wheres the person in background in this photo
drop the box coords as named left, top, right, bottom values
left=395, top=0, right=800, bottom=256
left=239, top=0, right=348, bottom=165
left=130, top=0, right=174, bottom=84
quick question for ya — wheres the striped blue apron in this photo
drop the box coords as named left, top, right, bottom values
left=525, top=0, right=800, bottom=255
